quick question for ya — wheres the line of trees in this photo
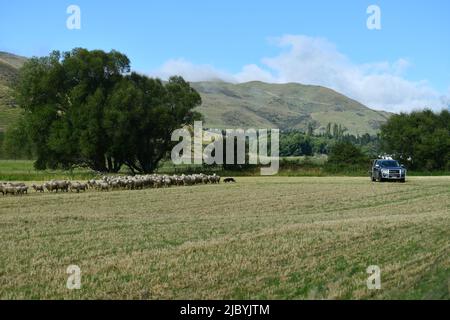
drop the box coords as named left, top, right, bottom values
left=380, top=109, right=450, bottom=170
left=321, top=109, right=450, bottom=172
left=5, top=48, right=202, bottom=173
left=280, top=129, right=380, bottom=158
left=281, top=109, right=450, bottom=172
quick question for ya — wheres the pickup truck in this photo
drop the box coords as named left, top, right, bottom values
left=371, top=159, right=406, bottom=182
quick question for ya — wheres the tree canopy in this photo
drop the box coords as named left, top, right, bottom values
left=380, top=109, right=450, bottom=170
left=327, top=141, right=369, bottom=167
left=14, top=48, right=201, bottom=173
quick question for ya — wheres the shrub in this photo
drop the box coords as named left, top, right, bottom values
left=325, top=141, right=370, bottom=173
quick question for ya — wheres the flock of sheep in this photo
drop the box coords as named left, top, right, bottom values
left=0, top=182, right=29, bottom=196
left=0, top=173, right=222, bottom=196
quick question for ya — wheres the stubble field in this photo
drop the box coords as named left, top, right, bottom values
left=0, top=176, right=449, bottom=299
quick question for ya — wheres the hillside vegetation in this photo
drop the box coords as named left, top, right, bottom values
left=0, top=52, right=26, bottom=132
left=192, top=81, right=391, bottom=135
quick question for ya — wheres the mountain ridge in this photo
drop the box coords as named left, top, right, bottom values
left=191, top=80, right=391, bottom=135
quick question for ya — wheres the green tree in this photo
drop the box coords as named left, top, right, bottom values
left=380, top=109, right=450, bottom=170
left=15, top=48, right=202, bottom=173
left=327, top=141, right=369, bottom=167
left=105, top=74, right=201, bottom=173
left=300, top=138, right=313, bottom=156
left=326, top=122, right=332, bottom=138
left=2, top=118, right=35, bottom=159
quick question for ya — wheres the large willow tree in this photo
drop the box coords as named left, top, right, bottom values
left=15, top=48, right=201, bottom=173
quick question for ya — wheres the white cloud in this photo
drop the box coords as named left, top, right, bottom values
left=234, top=64, right=275, bottom=83
left=150, top=35, right=449, bottom=113
left=149, top=58, right=235, bottom=83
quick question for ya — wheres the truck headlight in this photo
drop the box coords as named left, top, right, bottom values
left=381, top=169, right=389, bottom=174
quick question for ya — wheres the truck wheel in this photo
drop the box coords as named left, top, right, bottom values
left=400, top=178, right=406, bottom=183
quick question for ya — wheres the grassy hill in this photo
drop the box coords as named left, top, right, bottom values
left=0, top=51, right=391, bottom=135
left=0, top=52, right=26, bottom=132
left=192, top=81, right=391, bottom=136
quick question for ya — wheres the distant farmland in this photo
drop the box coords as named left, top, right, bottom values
left=0, top=176, right=449, bottom=299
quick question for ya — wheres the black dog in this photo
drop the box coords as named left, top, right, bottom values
left=223, top=177, right=236, bottom=183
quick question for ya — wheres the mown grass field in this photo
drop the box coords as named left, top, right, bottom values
left=0, top=176, right=449, bottom=299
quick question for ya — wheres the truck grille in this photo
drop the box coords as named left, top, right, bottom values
left=388, top=169, right=401, bottom=178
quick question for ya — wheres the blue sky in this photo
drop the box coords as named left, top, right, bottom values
left=1, top=0, right=449, bottom=112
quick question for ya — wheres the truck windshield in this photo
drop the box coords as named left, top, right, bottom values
left=380, top=160, right=400, bottom=167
